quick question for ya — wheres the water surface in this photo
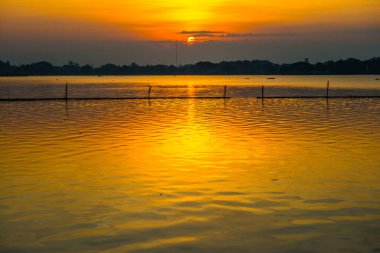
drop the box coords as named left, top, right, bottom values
left=1, top=75, right=379, bottom=99
left=1, top=76, right=380, bottom=252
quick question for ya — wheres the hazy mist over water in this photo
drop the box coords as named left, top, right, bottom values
left=1, top=40, right=380, bottom=66
left=1, top=75, right=380, bottom=252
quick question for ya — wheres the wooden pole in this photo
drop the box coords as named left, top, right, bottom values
left=326, top=80, right=329, bottom=99
left=223, top=85, right=227, bottom=98
left=148, top=85, right=152, bottom=99
left=326, top=80, right=330, bottom=110
left=261, top=85, right=264, bottom=99
left=65, top=82, right=68, bottom=100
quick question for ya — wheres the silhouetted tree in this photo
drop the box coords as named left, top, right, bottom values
left=1, top=58, right=379, bottom=76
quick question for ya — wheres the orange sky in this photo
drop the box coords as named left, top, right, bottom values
left=1, top=0, right=379, bottom=42
left=0, top=0, right=379, bottom=64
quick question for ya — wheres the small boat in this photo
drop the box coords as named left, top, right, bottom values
left=267, top=77, right=276, bottom=80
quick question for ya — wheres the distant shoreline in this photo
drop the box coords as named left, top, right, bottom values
left=1, top=58, right=379, bottom=76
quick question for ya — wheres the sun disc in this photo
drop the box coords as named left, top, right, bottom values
left=187, top=36, right=195, bottom=44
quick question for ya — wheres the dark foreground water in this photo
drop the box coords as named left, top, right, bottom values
left=1, top=76, right=380, bottom=252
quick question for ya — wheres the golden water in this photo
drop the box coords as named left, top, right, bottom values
left=1, top=76, right=380, bottom=252
left=1, top=75, right=379, bottom=99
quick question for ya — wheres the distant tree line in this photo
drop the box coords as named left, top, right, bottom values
left=0, top=58, right=379, bottom=76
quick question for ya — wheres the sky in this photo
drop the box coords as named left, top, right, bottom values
left=0, top=0, right=379, bottom=66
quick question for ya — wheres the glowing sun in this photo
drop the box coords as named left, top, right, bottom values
left=187, top=36, right=196, bottom=44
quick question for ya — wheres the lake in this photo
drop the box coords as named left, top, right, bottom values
left=1, top=75, right=380, bottom=252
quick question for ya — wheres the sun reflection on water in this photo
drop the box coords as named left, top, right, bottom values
left=0, top=97, right=380, bottom=252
